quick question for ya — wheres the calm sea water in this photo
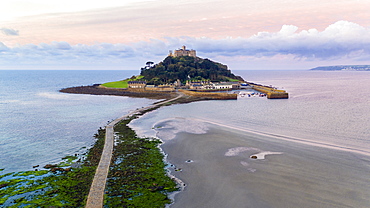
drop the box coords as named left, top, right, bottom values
left=0, top=70, right=153, bottom=173
left=131, top=70, right=370, bottom=156
left=1, top=70, right=370, bottom=174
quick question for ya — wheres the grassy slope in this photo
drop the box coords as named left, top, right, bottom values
left=100, top=75, right=144, bottom=89
left=101, top=80, right=129, bottom=88
left=101, top=75, right=240, bottom=89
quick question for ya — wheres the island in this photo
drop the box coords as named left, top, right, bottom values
left=61, top=46, right=288, bottom=100
left=0, top=46, right=288, bottom=207
left=310, top=65, right=370, bottom=71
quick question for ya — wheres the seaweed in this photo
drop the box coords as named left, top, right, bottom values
left=105, top=118, right=178, bottom=207
left=0, top=97, right=183, bottom=207
left=0, top=128, right=105, bottom=207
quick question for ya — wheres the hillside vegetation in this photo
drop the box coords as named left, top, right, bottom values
left=140, top=56, right=244, bottom=85
left=101, top=75, right=144, bottom=88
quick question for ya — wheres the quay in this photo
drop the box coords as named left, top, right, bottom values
left=178, top=89, right=237, bottom=100
left=247, top=83, right=289, bottom=99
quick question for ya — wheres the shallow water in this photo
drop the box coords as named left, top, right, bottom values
left=0, top=70, right=153, bottom=173
left=131, top=70, right=370, bottom=155
left=1, top=69, right=370, bottom=206
left=128, top=70, right=370, bottom=207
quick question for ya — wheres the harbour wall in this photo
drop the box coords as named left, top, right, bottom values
left=248, top=83, right=289, bottom=99
left=178, top=89, right=237, bottom=100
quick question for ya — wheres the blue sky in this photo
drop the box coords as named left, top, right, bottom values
left=1, top=0, right=370, bottom=70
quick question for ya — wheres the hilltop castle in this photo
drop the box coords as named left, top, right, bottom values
left=169, top=46, right=196, bottom=57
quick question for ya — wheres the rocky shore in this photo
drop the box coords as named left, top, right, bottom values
left=60, top=85, right=177, bottom=99
left=60, top=85, right=238, bottom=102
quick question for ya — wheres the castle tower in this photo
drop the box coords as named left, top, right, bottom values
left=172, top=46, right=196, bottom=57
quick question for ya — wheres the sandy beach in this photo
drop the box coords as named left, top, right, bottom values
left=156, top=119, right=370, bottom=208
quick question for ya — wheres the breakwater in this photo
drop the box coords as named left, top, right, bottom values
left=178, top=89, right=237, bottom=100
left=248, top=83, right=289, bottom=99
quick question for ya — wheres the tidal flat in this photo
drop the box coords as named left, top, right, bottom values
left=158, top=122, right=370, bottom=208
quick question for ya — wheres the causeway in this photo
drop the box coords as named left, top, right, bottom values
left=85, top=94, right=182, bottom=208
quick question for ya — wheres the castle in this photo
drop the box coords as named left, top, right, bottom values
left=169, top=46, right=196, bottom=57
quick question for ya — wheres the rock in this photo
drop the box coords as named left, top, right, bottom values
left=44, top=164, right=58, bottom=169
left=50, top=167, right=69, bottom=173
left=148, top=186, right=165, bottom=192
left=50, top=167, right=59, bottom=172
left=250, top=155, right=258, bottom=159
left=71, top=162, right=82, bottom=168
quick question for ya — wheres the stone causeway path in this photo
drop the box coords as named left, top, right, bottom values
left=85, top=94, right=182, bottom=208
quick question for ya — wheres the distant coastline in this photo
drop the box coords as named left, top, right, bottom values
left=310, top=65, right=370, bottom=71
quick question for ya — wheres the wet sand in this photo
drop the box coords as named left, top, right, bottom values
left=159, top=122, right=370, bottom=208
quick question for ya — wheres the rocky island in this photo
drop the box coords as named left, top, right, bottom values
left=61, top=46, right=288, bottom=100
left=1, top=47, right=288, bottom=207
left=61, top=46, right=245, bottom=101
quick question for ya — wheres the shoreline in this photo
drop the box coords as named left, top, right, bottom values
left=60, top=85, right=177, bottom=99
left=86, top=93, right=184, bottom=207
left=192, top=118, right=370, bottom=157
left=154, top=119, right=370, bottom=207
left=0, top=89, right=222, bottom=206
left=0, top=93, right=186, bottom=206
left=60, top=85, right=238, bottom=101
left=4, top=78, right=368, bottom=207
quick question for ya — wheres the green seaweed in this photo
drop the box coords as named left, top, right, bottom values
left=105, top=118, right=178, bottom=207
left=13, top=170, right=49, bottom=177
left=62, top=155, right=78, bottom=162
left=0, top=128, right=105, bottom=207
left=1, top=97, right=181, bottom=207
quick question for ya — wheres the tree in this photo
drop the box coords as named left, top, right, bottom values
left=140, top=56, right=243, bottom=85
left=145, top=61, right=154, bottom=68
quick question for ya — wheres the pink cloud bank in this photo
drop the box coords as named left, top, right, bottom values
left=1, top=0, right=369, bottom=69
left=1, top=21, right=369, bottom=70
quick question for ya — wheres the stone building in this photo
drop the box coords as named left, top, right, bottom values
left=145, top=85, right=175, bottom=92
left=128, top=81, right=146, bottom=88
left=169, top=46, right=196, bottom=57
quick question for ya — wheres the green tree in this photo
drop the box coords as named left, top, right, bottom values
left=140, top=56, right=243, bottom=85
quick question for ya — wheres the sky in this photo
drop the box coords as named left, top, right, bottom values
left=1, top=0, right=370, bottom=70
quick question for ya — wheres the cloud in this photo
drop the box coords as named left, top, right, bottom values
left=0, top=42, right=9, bottom=51
left=0, top=21, right=369, bottom=70
left=0, top=28, right=19, bottom=36
left=190, top=20, right=370, bottom=60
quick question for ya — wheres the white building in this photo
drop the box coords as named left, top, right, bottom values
left=213, top=83, right=233, bottom=89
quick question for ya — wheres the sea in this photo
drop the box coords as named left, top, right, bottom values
left=0, top=70, right=154, bottom=173
left=1, top=69, right=370, bottom=173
